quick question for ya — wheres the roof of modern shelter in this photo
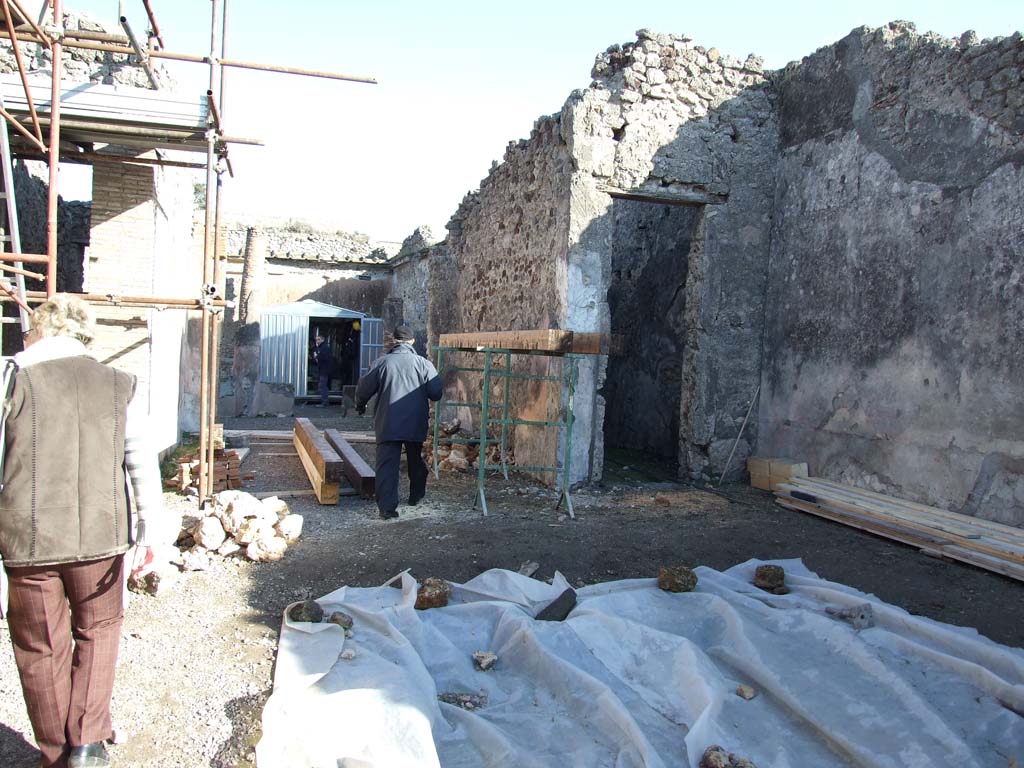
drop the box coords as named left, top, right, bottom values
left=0, top=73, right=211, bottom=152
left=262, top=299, right=366, bottom=319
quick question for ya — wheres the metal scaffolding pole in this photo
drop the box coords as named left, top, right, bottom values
left=44, top=0, right=60, bottom=298
left=0, top=29, right=377, bottom=84
left=0, top=0, right=376, bottom=513
left=434, top=347, right=580, bottom=518
left=206, top=0, right=229, bottom=498
left=198, top=0, right=222, bottom=505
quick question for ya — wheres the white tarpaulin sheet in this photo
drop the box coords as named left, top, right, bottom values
left=256, top=560, right=1024, bottom=767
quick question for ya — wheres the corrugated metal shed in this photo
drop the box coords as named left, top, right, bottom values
left=259, top=300, right=381, bottom=397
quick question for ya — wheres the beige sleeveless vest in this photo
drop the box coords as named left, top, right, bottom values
left=0, top=355, right=135, bottom=567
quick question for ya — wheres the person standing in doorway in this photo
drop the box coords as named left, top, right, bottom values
left=355, top=326, right=442, bottom=520
left=313, top=332, right=333, bottom=407
left=0, top=295, right=169, bottom=768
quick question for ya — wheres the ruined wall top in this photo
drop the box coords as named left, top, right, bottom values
left=221, top=223, right=394, bottom=266
left=0, top=10, right=174, bottom=89
left=777, top=21, right=1022, bottom=165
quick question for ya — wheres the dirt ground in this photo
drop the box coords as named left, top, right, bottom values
left=1, top=405, right=1020, bottom=767
left=243, top=405, right=1024, bottom=649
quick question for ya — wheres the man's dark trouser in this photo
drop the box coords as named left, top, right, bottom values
left=375, top=441, right=427, bottom=515
left=318, top=373, right=330, bottom=406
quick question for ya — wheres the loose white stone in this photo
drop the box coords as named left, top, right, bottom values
left=275, top=514, right=304, bottom=543
left=191, top=516, right=227, bottom=551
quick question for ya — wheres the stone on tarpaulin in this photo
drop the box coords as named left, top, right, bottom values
left=825, top=603, right=875, bottom=630
left=415, top=578, right=452, bottom=610
left=472, top=651, right=498, bottom=671
left=288, top=599, right=324, bottom=623
left=328, top=611, right=354, bottom=630
left=753, top=564, right=789, bottom=595
left=658, top=565, right=698, bottom=592
left=535, top=588, right=577, bottom=621
left=700, top=744, right=757, bottom=768
left=735, top=684, right=757, bottom=700
left=438, top=692, right=488, bottom=711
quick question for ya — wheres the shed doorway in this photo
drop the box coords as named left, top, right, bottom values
left=601, top=198, right=702, bottom=480
left=259, top=300, right=383, bottom=400
left=308, top=318, right=362, bottom=396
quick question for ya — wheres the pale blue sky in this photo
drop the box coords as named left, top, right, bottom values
left=58, top=1, right=1021, bottom=242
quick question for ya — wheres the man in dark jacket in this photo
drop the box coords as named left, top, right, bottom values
left=355, top=326, right=442, bottom=519
left=313, top=333, right=334, bottom=407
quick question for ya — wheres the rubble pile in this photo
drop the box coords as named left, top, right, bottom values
left=423, top=418, right=513, bottom=471
left=177, top=490, right=304, bottom=567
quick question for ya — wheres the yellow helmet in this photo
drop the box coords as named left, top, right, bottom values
left=352, top=320, right=361, bottom=331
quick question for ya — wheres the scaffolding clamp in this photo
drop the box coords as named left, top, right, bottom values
left=42, top=23, right=65, bottom=42
left=200, top=283, right=219, bottom=307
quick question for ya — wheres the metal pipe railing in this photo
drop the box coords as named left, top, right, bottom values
left=1, top=0, right=44, bottom=145
left=119, top=15, right=160, bottom=89
left=45, top=0, right=61, bottom=298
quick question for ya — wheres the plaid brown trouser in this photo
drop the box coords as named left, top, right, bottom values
left=5, top=555, right=125, bottom=768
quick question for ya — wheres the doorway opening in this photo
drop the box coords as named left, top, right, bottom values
left=601, top=198, right=702, bottom=480
left=307, top=317, right=362, bottom=399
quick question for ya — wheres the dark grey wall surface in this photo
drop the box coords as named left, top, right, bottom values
left=761, top=24, right=1024, bottom=524
left=603, top=201, right=699, bottom=458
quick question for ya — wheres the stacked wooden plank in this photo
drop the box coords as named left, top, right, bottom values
left=224, top=428, right=374, bottom=444
left=170, top=449, right=252, bottom=493
left=293, top=418, right=344, bottom=504
left=747, top=456, right=808, bottom=491
left=438, top=329, right=621, bottom=355
left=775, top=477, right=1024, bottom=582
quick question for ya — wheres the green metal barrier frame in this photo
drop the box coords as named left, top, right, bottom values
left=433, top=346, right=580, bottom=517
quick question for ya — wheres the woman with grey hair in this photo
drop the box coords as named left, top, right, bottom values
left=0, top=294, right=167, bottom=768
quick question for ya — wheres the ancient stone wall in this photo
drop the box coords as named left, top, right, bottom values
left=389, top=249, right=432, bottom=352
left=564, top=30, right=779, bottom=481
left=222, top=224, right=388, bottom=266
left=760, top=24, right=1024, bottom=524
left=432, top=29, right=779, bottom=485
left=439, top=116, right=574, bottom=478
left=385, top=226, right=440, bottom=352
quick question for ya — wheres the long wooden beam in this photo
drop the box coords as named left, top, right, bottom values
left=294, top=418, right=344, bottom=482
left=324, top=428, right=375, bottom=499
left=293, top=432, right=340, bottom=505
left=438, top=329, right=614, bottom=355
